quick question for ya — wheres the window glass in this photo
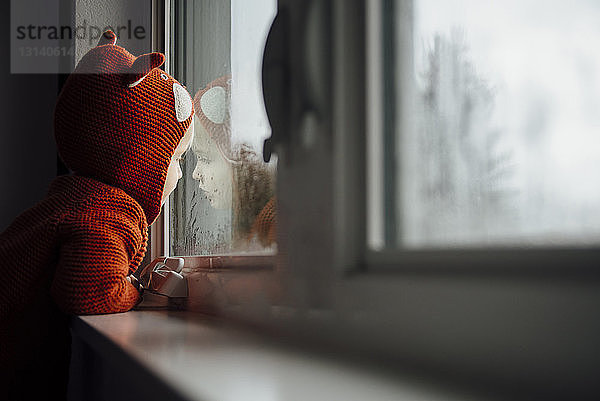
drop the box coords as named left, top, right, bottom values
left=371, top=0, right=600, bottom=249
left=169, top=0, right=277, bottom=256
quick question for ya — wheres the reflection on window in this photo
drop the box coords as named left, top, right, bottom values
left=382, top=0, right=600, bottom=248
left=169, top=0, right=277, bottom=256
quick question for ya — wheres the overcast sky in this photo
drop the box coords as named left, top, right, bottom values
left=227, top=0, right=600, bottom=242
left=230, top=0, right=276, bottom=152
left=414, top=0, right=600, bottom=237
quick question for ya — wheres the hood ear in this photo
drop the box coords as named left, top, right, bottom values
left=97, top=30, right=117, bottom=46
left=125, top=52, right=166, bottom=86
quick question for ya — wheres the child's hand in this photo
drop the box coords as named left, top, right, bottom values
left=126, top=275, right=143, bottom=292
left=132, top=257, right=187, bottom=297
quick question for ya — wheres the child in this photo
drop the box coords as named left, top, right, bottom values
left=192, top=75, right=277, bottom=250
left=0, top=31, right=194, bottom=398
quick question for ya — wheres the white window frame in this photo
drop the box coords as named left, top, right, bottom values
left=149, top=0, right=600, bottom=397
left=149, top=0, right=276, bottom=265
left=260, top=0, right=600, bottom=397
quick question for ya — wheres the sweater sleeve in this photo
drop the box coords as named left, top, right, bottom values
left=51, top=212, right=143, bottom=315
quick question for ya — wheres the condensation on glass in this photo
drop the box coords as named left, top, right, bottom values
left=370, top=0, right=600, bottom=248
left=169, top=0, right=277, bottom=256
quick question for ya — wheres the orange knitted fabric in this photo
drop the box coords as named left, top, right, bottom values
left=249, top=197, right=277, bottom=247
left=55, top=31, right=193, bottom=225
left=193, top=74, right=235, bottom=161
left=0, top=31, right=193, bottom=374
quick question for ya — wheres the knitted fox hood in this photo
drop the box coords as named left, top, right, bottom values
left=54, top=31, right=194, bottom=225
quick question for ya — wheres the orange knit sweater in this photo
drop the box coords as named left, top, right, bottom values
left=0, top=31, right=193, bottom=380
left=0, top=176, right=147, bottom=367
left=250, top=197, right=277, bottom=247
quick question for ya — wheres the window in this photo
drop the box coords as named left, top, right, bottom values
left=369, top=0, right=600, bottom=250
left=165, top=0, right=277, bottom=257
left=149, top=0, right=600, bottom=397
left=252, top=0, right=600, bottom=398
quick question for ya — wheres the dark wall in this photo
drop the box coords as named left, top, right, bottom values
left=0, top=1, right=59, bottom=232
